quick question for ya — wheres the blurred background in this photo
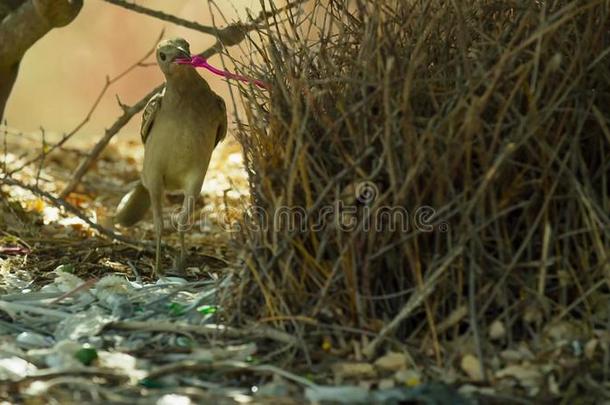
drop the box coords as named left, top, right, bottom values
left=4, top=0, right=274, bottom=145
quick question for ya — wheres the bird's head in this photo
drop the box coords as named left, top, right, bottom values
left=156, top=38, right=191, bottom=75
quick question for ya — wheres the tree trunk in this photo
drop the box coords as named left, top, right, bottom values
left=0, top=0, right=83, bottom=121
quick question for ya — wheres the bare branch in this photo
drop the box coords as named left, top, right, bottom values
left=7, top=30, right=163, bottom=177
left=0, top=175, right=149, bottom=247
left=59, top=85, right=161, bottom=198
left=102, top=0, right=218, bottom=36
left=102, top=0, right=309, bottom=45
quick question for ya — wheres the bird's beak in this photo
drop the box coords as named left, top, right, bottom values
left=176, top=46, right=190, bottom=59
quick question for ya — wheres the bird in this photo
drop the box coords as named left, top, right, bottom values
left=114, top=38, right=227, bottom=277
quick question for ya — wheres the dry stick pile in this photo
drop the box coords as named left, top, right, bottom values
left=233, top=0, right=610, bottom=366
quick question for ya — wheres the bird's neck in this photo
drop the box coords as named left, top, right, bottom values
left=165, top=68, right=211, bottom=99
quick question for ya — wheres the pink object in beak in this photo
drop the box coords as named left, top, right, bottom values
left=175, top=56, right=270, bottom=90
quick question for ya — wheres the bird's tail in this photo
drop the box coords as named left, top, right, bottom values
left=114, top=181, right=150, bottom=227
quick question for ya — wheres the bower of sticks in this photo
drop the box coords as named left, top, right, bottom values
left=1, top=0, right=609, bottom=403
left=233, top=0, right=610, bottom=399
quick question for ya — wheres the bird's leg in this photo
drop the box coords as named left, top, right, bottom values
left=149, top=184, right=164, bottom=277
left=174, top=193, right=195, bottom=273
left=178, top=228, right=186, bottom=271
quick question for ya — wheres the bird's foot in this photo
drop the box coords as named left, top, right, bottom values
left=151, top=264, right=164, bottom=279
left=167, top=255, right=187, bottom=276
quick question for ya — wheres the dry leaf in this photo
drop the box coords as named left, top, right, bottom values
left=584, top=338, right=599, bottom=360
left=543, top=320, right=587, bottom=344
left=321, top=336, right=333, bottom=352
left=495, top=364, right=543, bottom=396
left=394, top=369, right=422, bottom=387
left=65, top=192, right=91, bottom=208
left=378, top=378, right=395, bottom=389
left=548, top=373, right=560, bottom=396
left=374, top=352, right=408, bottom=372
left=523, top=305, right=543, bottom=324
left=460, top=354, right=484, bottom=381
left=332, top=362, right=376, bottom=380
left=489, top=320, right=506, bottom=340
left=26, top=198, right=45, bottom=213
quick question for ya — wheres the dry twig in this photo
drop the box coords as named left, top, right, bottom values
left=0, top=175, right=150, bottom=247
left=6, top=30, right=164, bottom=177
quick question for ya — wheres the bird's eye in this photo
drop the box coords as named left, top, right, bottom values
left=159, top=52, right=167, bottom=61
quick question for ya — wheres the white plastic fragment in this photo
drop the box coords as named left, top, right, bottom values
left=0, top=356, right=37, bottom=381
left=305, top=386, right=370, bottom=403
left=16, top=331, right=53, bottom=349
